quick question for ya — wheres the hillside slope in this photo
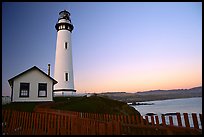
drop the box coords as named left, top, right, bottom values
left=52, top=95, right=141, bottom=115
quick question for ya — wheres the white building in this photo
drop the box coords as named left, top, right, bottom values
left=54, top=10, right=76, bottom=96
left=8, top=66, right=57, bottom=102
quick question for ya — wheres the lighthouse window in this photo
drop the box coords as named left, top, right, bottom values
left=65, top=42, right=67, bottom=49
left=65, top=73, right=69, bottom=81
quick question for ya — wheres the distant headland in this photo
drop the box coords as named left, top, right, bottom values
left=99, top=86, right=202, bottom=103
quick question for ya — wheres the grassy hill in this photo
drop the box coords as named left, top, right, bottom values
left=52, top=95, right=140, bottom=115
left=2, top=95, right=141, bottom=116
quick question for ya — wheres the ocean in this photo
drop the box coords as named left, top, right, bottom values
left=130, top=97, right=202, bottom=128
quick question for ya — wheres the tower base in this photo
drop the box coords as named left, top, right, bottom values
left=53, top=89, right=76, bottom=97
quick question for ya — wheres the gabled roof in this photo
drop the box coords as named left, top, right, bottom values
left=8, top=66, right=58, bottom=86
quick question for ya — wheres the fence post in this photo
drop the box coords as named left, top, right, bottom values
left=192, top=113, right=199, bottom=129
left=7, top=110, right=14, bottom=133
left=145, top=116, right=149, bottom=125
left=114, top=114, right=117, bottom=121
left=28, top=113, right=31, bottom=133
left=28, top=112, right=32, bottom=130
left=16, top=111, right=21, bottom=131
left=57, top=114, right=61, bottom=135
left=109, top=114, right=112, bottom=121
left=176, top=113, right=182, bottom=127
left=106, top=114, right=109, bottom=121
left=71, top=115, right=78, bottom=135
left=131, top=115, right=135, bottom=124
left=18, top=112, right=25, bottom=132
left=24, top=112, right=29, bottom=130
left=17, top=111, right=23, bottom=134
left=113, top=121, right=120, bottom=135
left=127, top=115, right=131, bottom=124
left=2, top=110, right=7, bottom=126
left=155, top=115, right=159, bottom=126
left=11, top=110, right=16, bottom=133
left=39, top=113, right=43, bottom=133
left=64, top=115, right=68, bottom=134
left=44, top=113, right=48, bottom=134
left=33, top=112, right=36, bottom=131
left=106, top=121, right=113, bottom=135
left=140, top=116, right=144, bottom=125
left=54, top=114, right=57, bottom=134
left=98, top=122, right=106, bottom=135
left=136, top=115, right=139, bottom=125
left=92, top=120, right=97, bottom=135
left=117, top=114, right=120, bottom=121
left=183, top=113, right=190, bottom=128
left=150, top=115, right=155, bottom=126
left=169, top=116, right=173, bottom=126
left=161, top=115, right=166, bottom=126
left=123, top=115, right=127, bottom=124
left=31, top=112, right=35, bottom=133
left=199, top=114, right=202, bottom=127
left=5, top=110, right=11, bottom=134
left=120, top=115, right=123, bottom=123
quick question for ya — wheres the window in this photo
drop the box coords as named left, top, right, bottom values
left=65, top=42, right=67, bottom=49
left=19, top=83, right=29, bottom=97
left=38, top=83, right=47, bottom=97
left=65, top=73, right=69, bottom=81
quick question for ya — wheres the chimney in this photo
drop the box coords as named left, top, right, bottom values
left=48, top=64, right=50, bottom=76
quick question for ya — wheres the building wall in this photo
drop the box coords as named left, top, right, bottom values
left=12, top=69, right=53, bottom=102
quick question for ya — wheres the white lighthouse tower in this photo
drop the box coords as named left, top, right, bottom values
left=54, top=10, right=76, bottom=96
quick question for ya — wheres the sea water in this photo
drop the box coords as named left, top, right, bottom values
left=131, top=97, right=202, bottom=128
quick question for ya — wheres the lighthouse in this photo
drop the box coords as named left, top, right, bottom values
left=54, top=10, right=76, bottom=96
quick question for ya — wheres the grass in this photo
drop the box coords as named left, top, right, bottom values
left=52, top=95, right=141, bottom=115
left=2, top=95, right=141, bottom=115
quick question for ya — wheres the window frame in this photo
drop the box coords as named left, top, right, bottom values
left=38, top=83, right=47, bottom=97
left=19, top=83, right=30, bottom=97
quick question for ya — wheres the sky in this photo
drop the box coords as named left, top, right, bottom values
left=2, top=2, right=202, bottom=96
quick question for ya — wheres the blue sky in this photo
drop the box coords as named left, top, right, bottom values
left=2, top=2, right=202, bottom=96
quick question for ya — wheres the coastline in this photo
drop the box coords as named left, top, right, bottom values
left=130, top=97, right=202, bottom=115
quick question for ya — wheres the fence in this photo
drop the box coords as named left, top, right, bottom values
left=2, top=109, right=202, bottom=135
left=35, top=107, right=202, bottom=128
